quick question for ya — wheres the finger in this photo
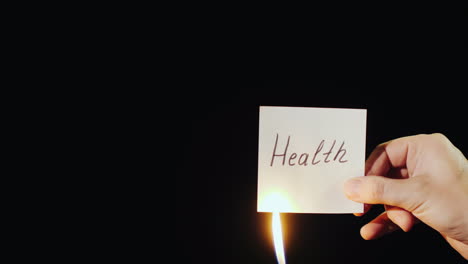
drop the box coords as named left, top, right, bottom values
left=365, top=141, right=392, bottom=176
left=365, top=135, right=422, bottom=177
left=360, top=211, right=400, bottom=240
left=360, top=142, right=398, bottom=217
left=355, top=166, right=409, bottom=217
left=384, top=205, right=415, bottom=232
left=344, top=176, right=423, bottom=212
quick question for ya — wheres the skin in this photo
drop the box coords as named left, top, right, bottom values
left=343, top=133, right=468, bottom=259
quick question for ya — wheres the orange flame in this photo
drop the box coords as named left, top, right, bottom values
left=272, top=212, right=286, bottom=264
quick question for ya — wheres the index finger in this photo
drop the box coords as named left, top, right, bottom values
left=365, top=135, right=418, bottom=176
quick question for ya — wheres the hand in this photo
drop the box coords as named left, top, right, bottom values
left=343, top=133, right=468, bottom=259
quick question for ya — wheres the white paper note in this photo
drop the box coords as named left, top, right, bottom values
left=258, top=106, right=366, bottom=213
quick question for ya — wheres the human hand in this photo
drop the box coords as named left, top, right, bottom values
left=343, top=133, right=468, bottom=259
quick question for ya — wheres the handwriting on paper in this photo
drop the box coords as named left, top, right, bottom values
left=270, top=134, right=348, bottom=166
left=257, top=106, right=366, bottom=214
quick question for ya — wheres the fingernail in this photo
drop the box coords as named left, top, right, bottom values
left=394, top=215, right=403, bottom=226
left=394, top=215, right=410, bottom=232
left=344, top=178, right=363, bottom=199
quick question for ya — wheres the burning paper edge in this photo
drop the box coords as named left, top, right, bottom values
left=272, top=212, right=286, bottom=264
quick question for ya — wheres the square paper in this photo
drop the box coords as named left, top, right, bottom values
left=257, top=106, right=366, bottom=213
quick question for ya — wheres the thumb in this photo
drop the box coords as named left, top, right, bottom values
left=344, top=176, right=423, bottom=212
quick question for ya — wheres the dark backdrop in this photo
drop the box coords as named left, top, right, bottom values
left=177, top=79, right=466, bottom=263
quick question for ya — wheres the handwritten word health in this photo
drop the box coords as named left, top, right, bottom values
left=270, top=133, right=348, bottom=166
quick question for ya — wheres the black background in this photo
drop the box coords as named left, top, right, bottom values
left=177, top=79, right=467, bottom=264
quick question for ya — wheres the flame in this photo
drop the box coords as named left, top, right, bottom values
left=272, top=212, right=286, bottom=264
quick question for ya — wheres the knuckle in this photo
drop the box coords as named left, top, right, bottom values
left=425, top=133, right=453, bottom=154
left=430, top=132, right=448, bottom=143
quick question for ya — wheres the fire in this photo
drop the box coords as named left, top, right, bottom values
left=272, top=212, right=286, bottom=264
